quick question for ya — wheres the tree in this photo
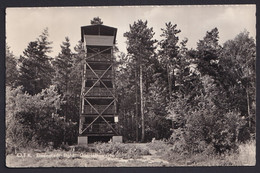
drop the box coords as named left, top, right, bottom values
left=219, top=31, right=256, bottom=141
left=156, top=23, right=189, bottom=140
left=196, top=27, right=221, bottom=78
left=52, top=37, right=73, bottom=143
left=6, top=85, right=74, bottom=149
left=115, top=53, right=137, bottom=141
left=64, top=40, right=86, bottom=144
left=124, top=20, right=157, bottom=142
left=17, top=28, right=53, bottom=95
left=159, top=22, right=181, bottom=99
left=52, top=37, right=73, bottom=93
left=91, top=17, right=103, bottom=25
left=6, top=45, right=18, bottom=87
left=145, top=71, right=172, bottom=140
left=6, top=86, right=29, bottom=152
left=167, top=29, right=255, bottom=154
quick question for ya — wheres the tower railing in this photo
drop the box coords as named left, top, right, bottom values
left=86, top=53, right=111, bottom=62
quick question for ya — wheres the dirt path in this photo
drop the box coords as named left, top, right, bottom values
left=130, top=143, right=169, bottom=166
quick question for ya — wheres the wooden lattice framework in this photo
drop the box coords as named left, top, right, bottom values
left=79, top=24, right=119, bottom=140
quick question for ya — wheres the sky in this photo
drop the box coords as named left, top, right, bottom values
left=6, top=5, right=256, bottom=58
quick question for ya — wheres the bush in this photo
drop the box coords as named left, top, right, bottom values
left=167, top=75, right=246, bottom=154
left=148, top=139, right=168, bottom=151
left=169, top=110, right=244, bottom=154
left=60, top=143, right=71, bottom=151
left=167, top=129, right=188, bottom=154
left=73, top=145, right=93, bottom=152
left=6, top=86, right=76, bottom=151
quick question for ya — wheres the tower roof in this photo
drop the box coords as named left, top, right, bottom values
left=81, top=24, right=117, bottom=44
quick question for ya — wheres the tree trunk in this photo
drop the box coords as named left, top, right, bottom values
left=123, top=109, right=126, bottom=139
left=34, top=66, right=38, bottom=94
left=135, top=61, right=139, bottom=142
left=140, top=63, right=145, bottom=142
left=131, top=110, right=134, bottom=138
left=246, top=85, right=251, bottom=128
left=63, top=78, right=68, bottom=144
left=167, top=64, right=172, bottom=100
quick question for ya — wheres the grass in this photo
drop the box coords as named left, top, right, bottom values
left=6, top=140, right=256, bottom=167
left=224, top=140, right=256, bottom=166
left=150, top=140, right=256, bottom=166
left=94, top=142, right=151, bottom=159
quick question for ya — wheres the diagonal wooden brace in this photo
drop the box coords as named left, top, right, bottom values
left=83, top=63, right=118, bottom=101
left=80, top=99, right=116, bottom=134
left=83, top=63, right=112, bottom=97
left=100, top=116, right=119, bottom=135
left=86, top=47, right=112, bottom=61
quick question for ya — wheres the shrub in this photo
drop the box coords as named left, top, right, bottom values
left=169, top=110, right=244, bottom=154
left=60, top=143, right=71, bottom=151
left=167, top=128, right=188, bottom=154
left=73, top=145, right=92, bottom=152
left=167, top=75, right=246, bottom=154
left=148, top=139, right=169, bottom=151
left=6, top=86, right=76, bottom=151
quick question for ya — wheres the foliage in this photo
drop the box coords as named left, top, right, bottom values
left=167, top=28, right=255, bottom=153
left=158, top=22, right=181, bottom=97
left=115, top=57, right=137, bottom=140
left=6, top=20, right=256, bottom=157
left=17, top=28, right=54, bottom=95
left=219, top=31, right=256, bottom=138
left=6, top=45, right=18, bottom=87
left=52, top=37, right=73, bottom=94
left=6, top=86, right=32, bottom=151
left=52, top=37, right=77, bottom=144
left=123, top=20, right=158, bottom=142
left=6, top=85, right=75, bottom=151
left=168, top=74, right=246, bottom=153
left=91, top=17, right=103, bottom=25
left=196, top=27, right=221, bottom=77
left=160, top=22, right=181, bottom=58
left=124, top=20, right=157, bottom=57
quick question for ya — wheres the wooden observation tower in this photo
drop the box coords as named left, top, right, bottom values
left=78, top=24, right=122, bottom=144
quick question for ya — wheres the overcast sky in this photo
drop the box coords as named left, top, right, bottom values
left=6, top=5, right=256, bottom=58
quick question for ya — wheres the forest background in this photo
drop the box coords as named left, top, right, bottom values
left=6, top=16, right=256, bottom=156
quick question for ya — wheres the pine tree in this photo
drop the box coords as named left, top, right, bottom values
left=124, top=20, right=157, bottom=142
left=52, top=37, right=73, bottom=143
left=196, top=27, right=221, bottom=78
left=17, top=28, right=53, bottom=95
left=52, top=37, right=73, bottom=95
left=159, top=22, right=181, bottom=99
left=91, top=17, right=103, bottom=25
left=115, top=53, right=137, bottom=140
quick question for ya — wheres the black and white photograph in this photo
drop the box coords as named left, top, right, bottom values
left=5, top=5, right=256, bottom=167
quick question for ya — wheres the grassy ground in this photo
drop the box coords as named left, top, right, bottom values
left=6, top=141, right=255, bottom=167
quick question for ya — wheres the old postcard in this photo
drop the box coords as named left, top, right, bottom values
left=5, top=5, right=256, bottom=167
